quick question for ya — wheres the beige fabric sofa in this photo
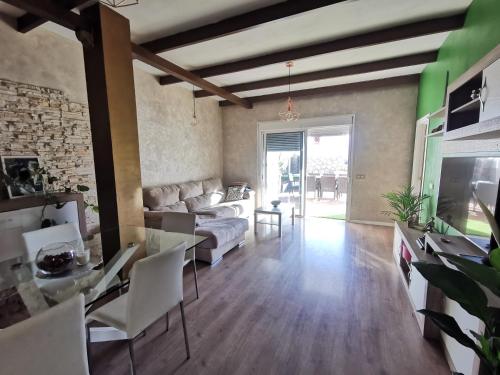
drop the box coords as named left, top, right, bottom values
left=143, top=177, right=253, bottom=264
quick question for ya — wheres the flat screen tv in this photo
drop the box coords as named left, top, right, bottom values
left=436, top=156, right=500, bottom=252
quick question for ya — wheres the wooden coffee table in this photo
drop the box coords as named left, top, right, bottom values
left=254, top=205, right=295, bottom=237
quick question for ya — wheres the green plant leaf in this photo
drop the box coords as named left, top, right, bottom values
left=413, top=262, right=488, bottom=320
left=382, top=185, right=429, bottom=222
left=486, top=307, right=500, bottom=336
left=474, top=192, right=500, bottom=246
left=490, top=248, right=500, bottom=272
left=419, top=310, right=485, bottom=361
left=470, top=331, right=496, bottom=365
left=436, top=252, right=500, bottom=297
left=77, top=184, right=90, bottom=192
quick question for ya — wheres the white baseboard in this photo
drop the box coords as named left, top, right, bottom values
left=349, top=220, right=394, bottom=227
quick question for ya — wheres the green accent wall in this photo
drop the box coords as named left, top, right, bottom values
left=416, top=0, right=500, bottom=229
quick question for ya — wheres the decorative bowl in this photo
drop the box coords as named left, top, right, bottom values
left=271, top=200, right=281, bottom=208
left=35, top=242, right=76, bottom=275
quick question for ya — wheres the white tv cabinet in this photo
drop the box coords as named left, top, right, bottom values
left=393, top=222, right=486, bottom=375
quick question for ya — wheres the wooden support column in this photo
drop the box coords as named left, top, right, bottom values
left=81, top=4, right=144, bottom=263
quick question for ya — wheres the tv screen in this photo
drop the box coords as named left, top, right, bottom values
left=436, top=156, right=500, bottom=251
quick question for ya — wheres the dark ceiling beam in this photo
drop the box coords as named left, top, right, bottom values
left=4, top=0, right=89, bottom=31
left=16, top=0, right=91, bottom=33
left=141, top=0, right=347, bottom=54
left=5, top=0, right=252, bottom=109
left=131, top=44, right=252, bottom=109
left=161, top=14, right=465, bottom=85
left=219, top=74, right=420, bottom=107
left=195, top=51, right=437, bottom=98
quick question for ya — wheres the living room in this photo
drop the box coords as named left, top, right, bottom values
left=0, top=0, right=500, bottom=374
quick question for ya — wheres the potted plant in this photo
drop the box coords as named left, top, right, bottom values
left=413, top=196, right=500, bottom=375
left=2, top=165, right=98, bottom=228
left=382, top=185, right=430, bottom=227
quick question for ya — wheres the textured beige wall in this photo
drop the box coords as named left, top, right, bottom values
left=0, top=16, right=88, bottom=104
left=221, top=82, right=418, bottom=223
left=0, top=16, right=223, bottom=213
left=134, top=69, right=223, bottom=187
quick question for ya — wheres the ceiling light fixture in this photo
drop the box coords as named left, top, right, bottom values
left=191, top=85, right=198, bottom=126
left=279, top=61, right=300, bottom=122
left=100, top=0, right=139, bottom=8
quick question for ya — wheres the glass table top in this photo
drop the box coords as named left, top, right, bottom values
left=0, top=226, right=207, bottom=328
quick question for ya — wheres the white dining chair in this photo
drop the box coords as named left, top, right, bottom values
left=87, top=242, right=189, bottom=375
left=22, top=222, right=83, bottom=263
left=0, top=227, right=25, bottom=262
left=0, top=294, right=89, bottom=375
left=161, top=212, right=199, bottom=299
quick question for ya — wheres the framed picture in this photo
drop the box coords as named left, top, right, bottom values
left=1, top=156, right=44, bottom=198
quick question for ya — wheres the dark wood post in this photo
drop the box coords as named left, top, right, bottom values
left=81, top=3, right=145, bottom=263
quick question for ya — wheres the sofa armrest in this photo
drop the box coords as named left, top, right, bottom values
left=243, top=189, right=255, bottom=200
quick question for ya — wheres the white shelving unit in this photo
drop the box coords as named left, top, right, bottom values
left=443, top=115, right=500, bottom=141
left=450, top=97, right=481, bottom=114
left=429, top=106, right=447, bottom=120
left=427, top=129, right=444, bottom=137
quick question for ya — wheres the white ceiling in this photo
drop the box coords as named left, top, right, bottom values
left=207, top=32, right=450, bottom=87
left=0, top=0, right=473, bottom=102
left=234, top=64, right=427, bottom=98
left=154, top=0, right=471, bottom=69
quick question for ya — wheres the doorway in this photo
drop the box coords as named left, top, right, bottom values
left=305, top=125, right=351, bottom=220
left=259, top=116, right=354, bottom=220
left=262, top=131, right=304, bottom=215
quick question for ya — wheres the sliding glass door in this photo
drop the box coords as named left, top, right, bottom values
left=262, top=131, right=305, bottom=215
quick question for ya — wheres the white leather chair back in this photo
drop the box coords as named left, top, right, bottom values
left=0, top=227, right=25, bottom=262
left=22, top=222, right=82, bottom=262
left=126, top=242, right=186, bottom=338
left=0, top=294, right=89, bottom=375
left=161, top=212, right=196, bottom=235
left=162, top=213, right=196, bottom=263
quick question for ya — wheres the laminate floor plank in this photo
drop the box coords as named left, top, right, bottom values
left=90, top=218, right=449, bottom=375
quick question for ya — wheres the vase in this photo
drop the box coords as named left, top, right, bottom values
left=35, top=242, right=76, bottom=275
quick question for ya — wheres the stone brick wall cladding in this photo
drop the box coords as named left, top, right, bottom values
left=0, top=79, right=98, bottom=229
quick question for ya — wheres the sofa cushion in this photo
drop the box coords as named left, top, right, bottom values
left=216, top=200, right=251, bottom=217
left=160, top=201, right=189, bottom=213
left=202, top=177, right=224, bottom=194
left=143, top=202, right=188, bottom=229
left=194, top=205, right=238, bottom=218
left=185, top=193, right=224, bottom=212
left=143, top=185, right=180, bottom=210
left=184, top=194, right=211, bottom=212
left=196, top=217, right=249, bottom=249
left=179, top=181, right=203, bottom=200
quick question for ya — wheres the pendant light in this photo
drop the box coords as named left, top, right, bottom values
left=191, top=85, right=198, bottom=126
left=100, top=0, right=139, bottom=7
left=279, top=61, right=300, bottom=122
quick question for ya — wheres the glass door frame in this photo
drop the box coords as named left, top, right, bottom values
left=257, top=115, right=355, bottom=220
left=303, top=124, right=354, bottom=220
left=260, top=129, right=306, bottom=217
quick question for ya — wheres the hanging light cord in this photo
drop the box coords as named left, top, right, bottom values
left=288, top=64, right=291, bottom=96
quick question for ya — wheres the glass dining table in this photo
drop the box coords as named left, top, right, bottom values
left=0, top=225, right=207, bottom=329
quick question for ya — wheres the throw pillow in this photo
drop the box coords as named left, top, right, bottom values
left=184, top=194, right=212, bottom=212
left=225, top=184, right=246, bottom=202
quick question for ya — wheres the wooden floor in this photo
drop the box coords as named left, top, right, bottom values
left=90, top=218, right=449, bottom=375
